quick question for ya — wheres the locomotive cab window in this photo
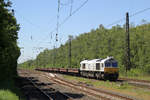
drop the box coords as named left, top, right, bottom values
left=82, top=63, right=85, bottom=69
left=96, top=63, right=100, bottom=70
left=112, top=62, right=118, bottom=67
left=105, top=62, right=111, bottom=67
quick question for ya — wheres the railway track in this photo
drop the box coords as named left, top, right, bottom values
left=119, top=78, right=150, bottom=89
left=19, top=69, right=140, bottom=100
left=16, top=76, right=52, bottom=100
left=36, top=68, right=150, bottom=90
left=42, top=72, right=136, bottom=100
left=119, top=78, right=150, bottom=83
left=18, top=70, right=73, bottom=100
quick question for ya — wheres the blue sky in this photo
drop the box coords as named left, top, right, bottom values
left=11, top=0, right=150, bottom=63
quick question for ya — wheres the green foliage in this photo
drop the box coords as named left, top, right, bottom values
left=0, top=79, right=25, bottom=100
left=126, top=69, right=144, bottom=77
left=0, top=90, right=19, bottom=100
left=0, top=0, right=20, bottom=81
left=20, top=21, right=150, bottom=75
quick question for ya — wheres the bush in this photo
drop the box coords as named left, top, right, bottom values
left=126, top=68, right=144, bottom=77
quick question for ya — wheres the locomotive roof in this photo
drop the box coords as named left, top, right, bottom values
left=101, top=56, right=116, bottom=63
left=80, top=58, right=102, bottom=64
left=80, top=56, right=116, bottom=64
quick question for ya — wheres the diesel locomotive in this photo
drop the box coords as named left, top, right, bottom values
left=80, top=56, right=119, bottom=80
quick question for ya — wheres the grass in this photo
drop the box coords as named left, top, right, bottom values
left=63, top=75, right=150, bottom=100
left=63, top=75, right=132, bottom=89
left=0, top=90, right=20, bottom=100
left=0, top=79, right=25, bottom=100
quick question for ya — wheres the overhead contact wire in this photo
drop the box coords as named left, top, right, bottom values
left=107, top=7, right=150, bottom=27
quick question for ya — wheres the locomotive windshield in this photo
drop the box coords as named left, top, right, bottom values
left=112, top=62, right=118, bottom=67
left=105, top=62, right=111, bottom=67
left=105, top=62, right=118, bottom=67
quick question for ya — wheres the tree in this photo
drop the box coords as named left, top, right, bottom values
left=0, top=0, right=20, bottom=81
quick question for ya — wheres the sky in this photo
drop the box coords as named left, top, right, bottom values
left=10, top=0, right=150, bottom=63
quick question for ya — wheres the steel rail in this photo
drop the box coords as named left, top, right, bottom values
left=55, top=76, right=134, bottom=100
left=42, top=73, right=135, bottom=100
left=36, top=68, right=150, bottom=90
left=119, top=78, right=150, bottom=83
left=20, top=69, right=73, bottom=100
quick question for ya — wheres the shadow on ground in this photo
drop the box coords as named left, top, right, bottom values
left=0, top=76, right=25, bottom=100
left=64, top=92, right=85, bottom=99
